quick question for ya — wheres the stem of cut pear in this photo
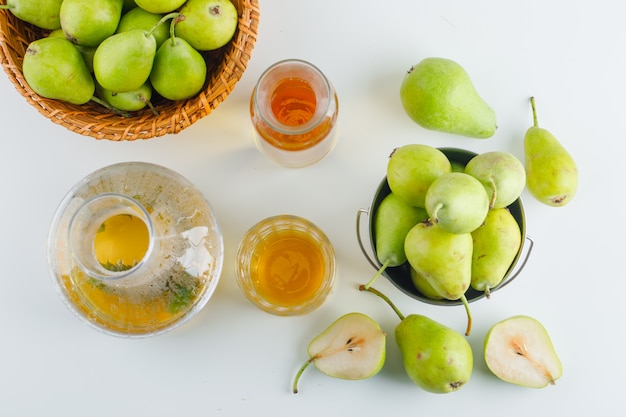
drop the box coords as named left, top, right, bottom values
left=292, top=360, right=313, bottom=394
left=358, top=285, right=405, bottom=321
left=460, top=294, right=472, bottom=336
left=530, top=96, right=539, bottom=127
left=362, top=258, right=391, bottom=290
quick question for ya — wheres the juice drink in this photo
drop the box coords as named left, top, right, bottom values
left=250, top=59, right=339, bottom=167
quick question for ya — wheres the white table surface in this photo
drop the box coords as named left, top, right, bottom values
left=1, top=1, right=623, bottom=415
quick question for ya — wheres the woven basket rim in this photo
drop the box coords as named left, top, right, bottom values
left=0, top=0, right=260, bottom=141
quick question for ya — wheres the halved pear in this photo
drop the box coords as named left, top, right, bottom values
left=484, top=315, right=562, bottom=388
left=292, top=312, right=386, bottom=393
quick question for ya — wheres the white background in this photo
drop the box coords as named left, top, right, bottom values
left=1, top=0, right=624, bottom=415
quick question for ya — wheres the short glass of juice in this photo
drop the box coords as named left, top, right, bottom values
left=250, top=59, right=339, bottom=168
left=235, top=215, right=336, bottom=315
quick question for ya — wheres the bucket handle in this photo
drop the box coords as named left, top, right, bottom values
left=356, top=208, right=379, bottom=270
left=355, top=207, right=534, bottom=289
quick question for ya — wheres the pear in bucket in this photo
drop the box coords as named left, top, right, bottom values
left=361, top=192, right=428, bottom=291
left=292, top=312, right=386, bottom=394
left=425, top=172, right=490, bottom=234
left=359, top=286, right=473, bottom=393
left=404, top=220, right=473, bottom=336
left=470, top=208, right=521, bottom=298
left=386, top=144, right=451, bottom=208
left=464, top=151, right=526, bottom=209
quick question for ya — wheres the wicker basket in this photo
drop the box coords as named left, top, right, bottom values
left=0, top=0, right=259, bottom=141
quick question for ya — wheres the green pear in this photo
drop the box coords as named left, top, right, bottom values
left=410, top=267, right=444, bottom=300
left=176, top=0, right=239, bottom=51
left=484, top=315, right=562, bottom=388
left=400, top=57, right=496, bottom=138
left=425, top=172, right=490, bottom=234
left=133, top=0, right=186, bottom=14
left=470, top=208, right=521, bottom=297
left=60, top=0, right=124, bottom=47
left=117, top=7, right=169, bottom=48
left=48, top=29, right=96, bottom=72
left=524, top=97, right=578, bottom=207
left=150, top=21, right=207, bottom=100
left=362, top=192, right=428, bottom=289
left=93, top=28, right=157, bottom=93
left=22, top=37, right=95, bottom=105
left=465, top=151, right=526, bottom=209
left=404, top=220, right=473, bottom=335
left=292, top=312, right=386, bottom=394
left=97, top=82, right=157, bottom=114
left=0, top=0, right=63, bottom=30
left=396, top=315, right=473, bottom=393
left=386, top=144, right=451, bottom=208
left=359, top=286, right=473, bottom=393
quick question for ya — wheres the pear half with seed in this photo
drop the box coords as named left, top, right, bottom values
left=484, top=315, right=562, bottom=388
left=292, top=312, right=386, bottom=393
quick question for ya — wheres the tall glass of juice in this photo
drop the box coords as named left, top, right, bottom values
left=250, top=59, right=339, bottom=168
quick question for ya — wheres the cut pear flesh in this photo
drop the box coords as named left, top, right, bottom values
left=292, top=312, right=386, bottom=393
left=484, top=315, right=562, bottom=388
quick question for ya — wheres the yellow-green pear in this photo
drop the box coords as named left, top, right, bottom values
left=22, top=37, right=95, bottom=105
left=396, top=315, right=473, bottom=393
left=60, top=0, right=124, bottom=47
left=404, top=220, right=473, bottom=335
left=410, top=267, right=444, bottom=300
left=48, top=29, right=96, bottom=72
left=425, top=172, right=490, bottom=234
left=149, top=29, right=207, bottom=100
left=93, top=29, right=157, bottom=93
left=386, top=144, right=451, bottom=208
left=133, top=0, right=186, bottom=14
left=359, top=286, right=473, bottom=393
left=362, top=192, right=428, bottom=290
left=465, top=151, right=526, bottom=209
left=524, top=97, right=578, bottom=207
left=400, top=57, right=496, bottom=139
left=470, top=208, right=521, bottom=297
left=96, top=82, right=156, bottom=113
left=176, top=0, right=239, bottom=51
left=116, top=7, right=170, bottom=48
left=0, top=0, right=63, bottom=30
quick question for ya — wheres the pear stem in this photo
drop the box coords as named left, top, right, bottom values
left=362, top=258, right=391, bottom=290
left=90, top=96, right=131, bottom=118
left=358, top=285, right=405, bottom=321
left=292, top=360, right=313, bottom=394
left=530, top=96, right=538, bottom=127
left=147, top=12, right=183, bottom=38
left=460, top=294, right=472, bottom=336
